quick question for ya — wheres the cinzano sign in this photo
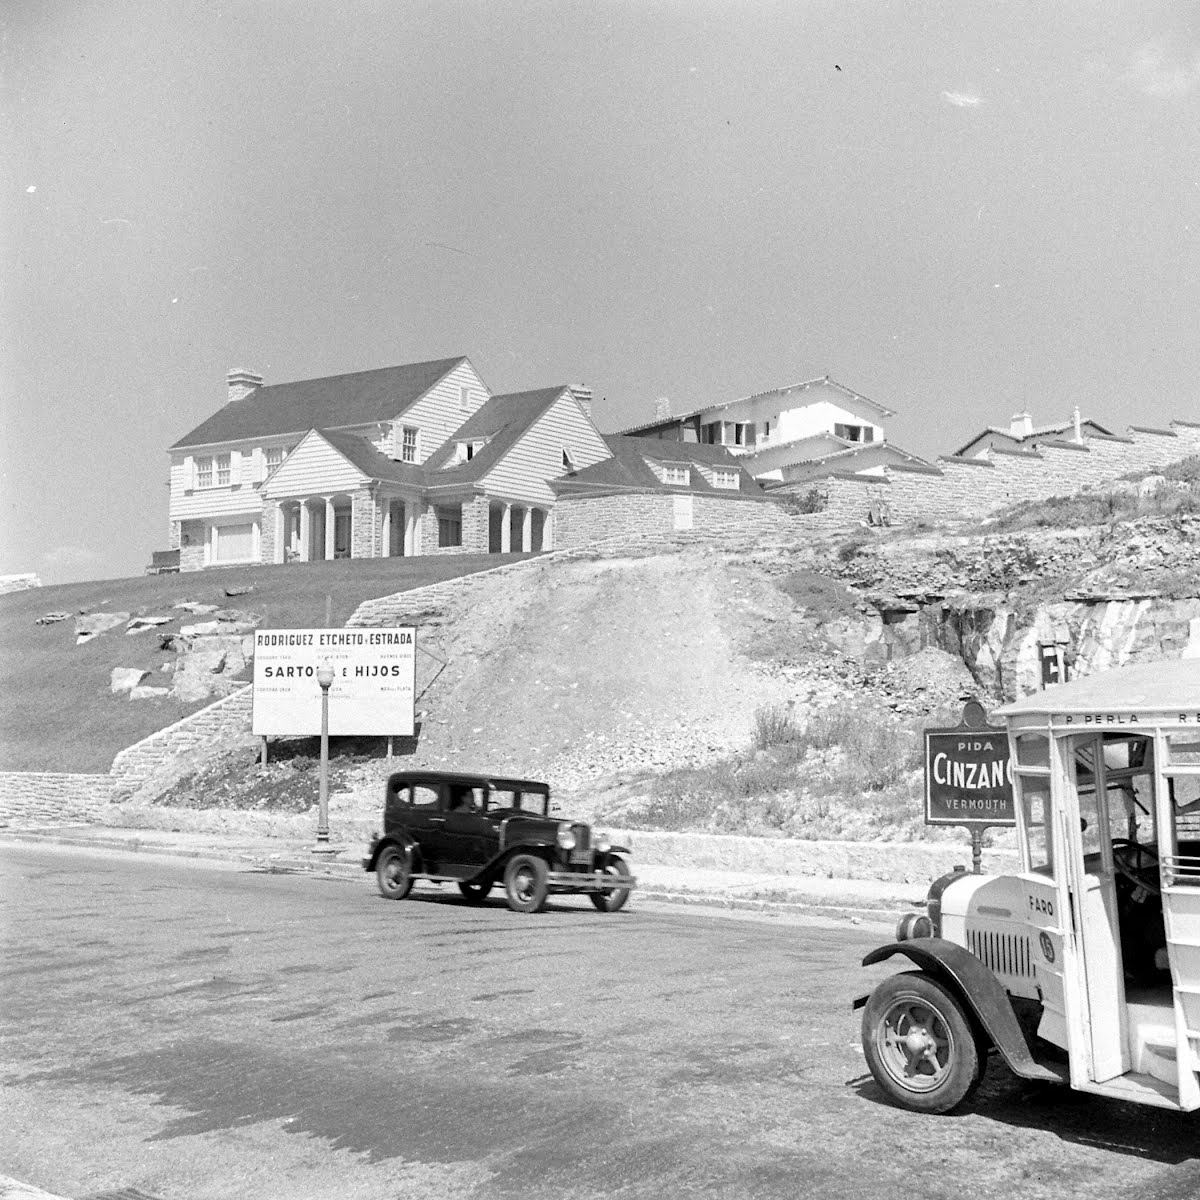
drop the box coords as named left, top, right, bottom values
left=924, top=722, right=1016, bottom=828
left=252, top=628, right=416, bottom=737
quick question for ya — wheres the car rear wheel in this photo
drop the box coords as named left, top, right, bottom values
left=376, top=846, right=414, bottom=901
left=458, top=880, right=492, bottom=904
left=589, top=854, right=632, bottom=912
left=503, top=854, right=549, bottom=914
left=861, top=970, right=981, bottom=1114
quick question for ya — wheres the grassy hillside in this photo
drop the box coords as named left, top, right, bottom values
left=0, top=554, right=530, bottom=773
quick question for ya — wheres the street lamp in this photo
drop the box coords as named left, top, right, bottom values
left=314, top=663, right=336, bottom=854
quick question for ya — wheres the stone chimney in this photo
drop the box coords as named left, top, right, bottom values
left=1009, top=411, right=1034, bottom=438
left=654, top=396, right=671, bottom=421
left=227, top=368, right=263, bottom=403
left=568, top=384, right=594, bottom=423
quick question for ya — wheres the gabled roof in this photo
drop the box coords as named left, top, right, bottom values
left=552, top=434, right=759, bottom=495
left=422, top=387, right=567, bottom=484
left=317, top=429, right=427, bottom=487
left=952, top=417, right=1112, bottom=458
left=171, top=356, right=470, bottom=449
left=619, top=375, right=894, bottom=436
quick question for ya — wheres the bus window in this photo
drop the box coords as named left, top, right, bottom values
left=1018, top=776, right=1053, bottom=876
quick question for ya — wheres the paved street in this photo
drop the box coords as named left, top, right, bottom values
left=2, top=844, right=1198, bottom=1200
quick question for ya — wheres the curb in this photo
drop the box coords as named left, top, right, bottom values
left=0, top=829, right=908, bottom=923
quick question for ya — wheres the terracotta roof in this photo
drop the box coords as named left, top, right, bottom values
left=422, top=387, right=567, bottom=484
left=619, top=375, right=894, bottom=435
left=952, top=417, right=1112, bottom=458
left=171, top=356, right=469, bottom=449
left=553, top=434, right=759, bottom=495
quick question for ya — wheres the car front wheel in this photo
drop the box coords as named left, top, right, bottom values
left=589, top=854, right=632, bottom=912
left=376, top=846, right=414, bottom=901
left=503, top=854, right=549, bottom=914
left=861, top=970, right=982, bottom=1114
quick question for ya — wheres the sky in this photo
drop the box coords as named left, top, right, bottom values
left=5, top=0, right=1200, bottom=583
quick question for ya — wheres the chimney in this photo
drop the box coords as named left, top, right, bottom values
left=227, top=368, right=263, bottom=403
left=1072, top=405, right=1083, bottom=443
left=568, top=384, right=594, bottom=423
left=654, top=396, right=671, bottom=421
left=1009, top=411, right=1033, bottom=438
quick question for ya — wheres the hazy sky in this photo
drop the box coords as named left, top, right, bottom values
left=5, top=1, right=1200, bottom=583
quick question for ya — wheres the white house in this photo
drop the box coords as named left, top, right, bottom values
left=620, top=375, right=928, bottom=481
left=165, top=358, right=610, bottom=570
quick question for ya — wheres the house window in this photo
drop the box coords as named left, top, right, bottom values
left=264, top=446, right=286, bottom=474
left=562, top=448, right=576, bottom=472
left=663, top=466, right=691, bottom=486
left=834, top=423, right=868, bottom=443
left=701, top=422, right=721, bottom=445
left=216, top=454, right=231, bottom=486
left=437, top=505, right=462, bottom=547
left=401, top=426, right=419, bottom=463
left=195, top=457, right=213, bottom=489
left=460, top=386, right=472, bottom=413
left=713, top=470, right=739, bottom=490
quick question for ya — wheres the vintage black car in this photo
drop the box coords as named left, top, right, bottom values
left=362, top=770, right=635, bottom=914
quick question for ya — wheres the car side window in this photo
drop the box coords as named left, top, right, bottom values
left=411, top=785, right=439, bottom=810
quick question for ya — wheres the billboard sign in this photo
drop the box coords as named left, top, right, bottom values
left=252, top=628, right=416, bottom=737
left=924, top=704, right=1015, bottom=828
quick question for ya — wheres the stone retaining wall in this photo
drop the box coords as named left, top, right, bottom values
left=109, top=686, right=254, bottom=789
left=776, top=421, right=1200, bottom=530
left=0, top=772, right=116, bottom=826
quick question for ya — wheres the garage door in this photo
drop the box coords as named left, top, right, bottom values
left=213, top=522, right=255, bottom=563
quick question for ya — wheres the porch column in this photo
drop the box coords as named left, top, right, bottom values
left=500, top=503, right=512, bottom=553
left=382, top=501, right=392, bottom=558
left=324, top=497, right=335, bottom=560
left=299, top=501, right=311, bottom=561
left=521, top=507, right=532, bottom=552
left=404, top=505, right=417, bottom=556
left=274, top=503, right=285, bottom=563
left=544, top=508, right=554, bottom=551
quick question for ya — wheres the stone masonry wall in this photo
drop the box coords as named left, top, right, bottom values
left=554, top=491, right=785, bottom=548
left=0, top=772, right=117, bottom=827
left=108, top=686, right=254, bottom=790
left=352, top=488, right=377, bottom=558
left=775, top=421, right=1200, bottom=529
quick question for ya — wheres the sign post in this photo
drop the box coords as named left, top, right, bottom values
left=924, top=700, right=1016, bottom=873
left=314, top=663, right=335, bottom=853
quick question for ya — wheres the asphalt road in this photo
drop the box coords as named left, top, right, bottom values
left=2, top=844, right=1198, bottom=1200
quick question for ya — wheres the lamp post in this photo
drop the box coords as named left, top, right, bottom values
left=314, top=663, right=336, bottom=853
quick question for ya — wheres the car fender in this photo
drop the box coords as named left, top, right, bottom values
left=364, top=835, right=422, bottom=874
left=857, top=937, right=1061, bottom=1083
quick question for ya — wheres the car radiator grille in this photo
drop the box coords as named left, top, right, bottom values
left=569, top=824, right=591, bottom=864
left=967, top=928, right=1035, bottom=980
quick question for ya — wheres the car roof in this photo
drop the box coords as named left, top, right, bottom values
left=386, top=770, right=550, bottom=792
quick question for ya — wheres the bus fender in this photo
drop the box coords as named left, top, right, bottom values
left=858, top=937, right=1061, bottom=1083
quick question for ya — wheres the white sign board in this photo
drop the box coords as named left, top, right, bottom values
left=252, top=628, right=416, bottom=737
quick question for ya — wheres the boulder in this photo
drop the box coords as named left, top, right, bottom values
left=173, top=601, right=219, bottom=614
left=78, top=612, right=130, bottom=644
left=125, top=615, right=175, bottom=635
left=111, top=667, right=149, bottom=695
left=129, top=685, right=172, bottom=701
left=35, top=611, right=70, bottom=626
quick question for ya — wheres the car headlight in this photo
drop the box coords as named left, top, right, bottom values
left=595, top=836, right=611, bottom=854
left=556, top=827, right=577, bottom=851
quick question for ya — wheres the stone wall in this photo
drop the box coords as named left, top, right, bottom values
left=775, top=421, right=1200, bottom=529
left=109, top=686, right=254, bottom=790
left=0, top=772, right=116, bottom=826
left=351, top=488, right=377, bottom=558
left=553, top=490, right=785, bottom=548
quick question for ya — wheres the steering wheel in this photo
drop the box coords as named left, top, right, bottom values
left=1111, top=838, right=1162, bottom=896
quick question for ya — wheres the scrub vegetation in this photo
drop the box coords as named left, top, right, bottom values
left=595, top=698, right=964, bottom=842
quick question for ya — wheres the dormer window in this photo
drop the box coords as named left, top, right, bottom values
left=713, top=469, right=739, bottom=490
left=562, top=448, right=576, bottom=472
left=663, top=465, right=690, bottom=486
left=454, top=437, right=487, bottom=464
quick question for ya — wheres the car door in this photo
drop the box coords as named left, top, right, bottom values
left=440, top=784, right=492, bottom=876
left=404, top=782, right=449, bottom=873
